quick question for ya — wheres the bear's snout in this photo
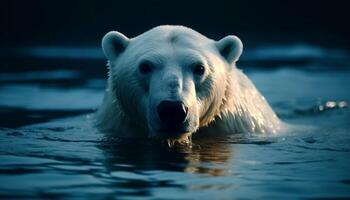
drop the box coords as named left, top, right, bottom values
left=157, top=100, right=188, bottom=129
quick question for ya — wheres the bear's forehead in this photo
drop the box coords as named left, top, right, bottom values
left=123, top=26, right=218, bottom=64
left=132, top=25, right=212, bottom=48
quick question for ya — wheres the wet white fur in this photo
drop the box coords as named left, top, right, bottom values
left=96, top=25, right=282, bottom=138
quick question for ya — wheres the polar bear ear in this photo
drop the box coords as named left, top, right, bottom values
left=215, top=35, right=243, bottom=64
left=102, top=31, right=129, bottom=60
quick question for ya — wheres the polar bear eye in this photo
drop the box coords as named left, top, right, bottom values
left=193, top=63, right=205, bottom=76
left=138, top=61, right=153, bottom=74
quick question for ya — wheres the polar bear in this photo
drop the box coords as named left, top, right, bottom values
left=96, top=25, right=282, bottom=145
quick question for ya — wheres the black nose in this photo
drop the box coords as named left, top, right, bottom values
left=157, top=100, right=188, bottom=126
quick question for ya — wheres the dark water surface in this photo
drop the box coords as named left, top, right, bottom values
left=0, top=45, right=349, bottom=199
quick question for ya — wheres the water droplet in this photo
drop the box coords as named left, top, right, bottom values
left=325, top=101, right=337, bottom=109
left=318, top=105, right=324, bottom=111
left=338, top=101, right=348, bottom=108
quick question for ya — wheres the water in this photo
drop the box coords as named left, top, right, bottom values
left=0, top=45, right=350, bottom=199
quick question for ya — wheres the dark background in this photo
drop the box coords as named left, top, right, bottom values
left=1, top=0, right=350, bottom=48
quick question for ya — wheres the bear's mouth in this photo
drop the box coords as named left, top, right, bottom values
left=150, top=131, right=192, bottom=148
left=164, top=135, right=192, bottom=148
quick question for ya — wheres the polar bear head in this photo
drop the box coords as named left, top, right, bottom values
left=101, top=25, right=243, bottom=142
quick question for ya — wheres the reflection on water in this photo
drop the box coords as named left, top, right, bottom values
left=0, top=44, right=350, bottom=199
left=101, top=137, right=232, bottom=177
